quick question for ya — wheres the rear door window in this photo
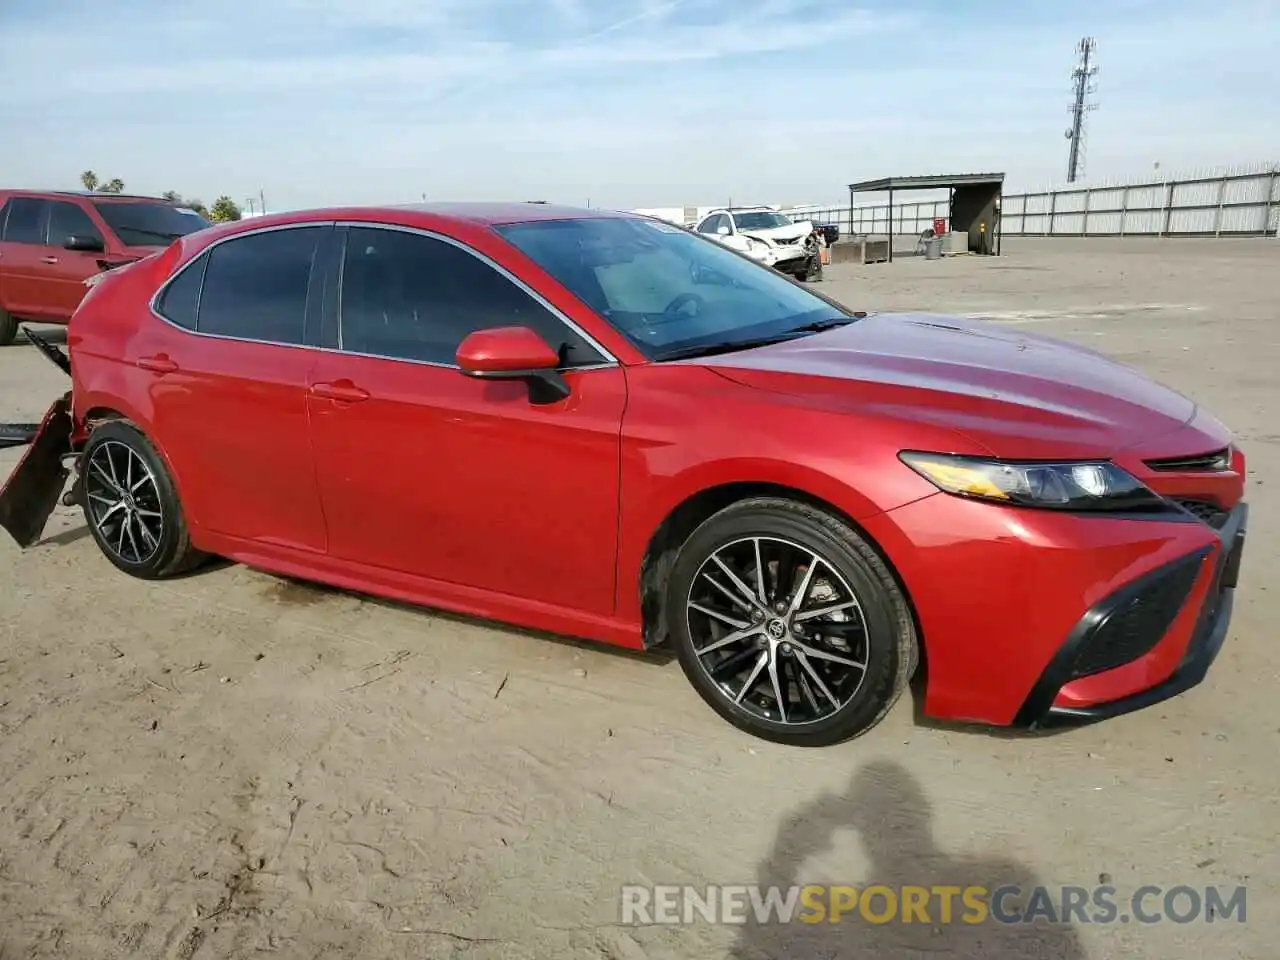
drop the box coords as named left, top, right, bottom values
left=196, top=227, right=324, bottom=345
left=1, top=198, right=48, bottom=244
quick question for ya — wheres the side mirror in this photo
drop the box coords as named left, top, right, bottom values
left=455, top=326, right=570, bottom=405
left=716, top=225, right=730, bottom=236
left=64, top=234, right=105, bottom=253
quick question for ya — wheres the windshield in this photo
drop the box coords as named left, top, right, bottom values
left=732, top=211, right=792, bottom=231
left=93, top=201, right=210, bottom=246
left=495, top=216, right=851, bottom=361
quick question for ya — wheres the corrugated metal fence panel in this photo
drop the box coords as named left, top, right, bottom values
left=1220, top=205, right=1268, bottom=233
left=1123, top=209, right=1163, bottom=234
left=1054, top=191, right=1087, bottom=213
left=1024, top=194, right=1050, bottom=214
left=1090, top=188, right=1126, bottom=211
left=1023, top=214, right=1049, bottom=234
left=1171, top=180, right=1219, bottom=207
left=1168, top=207, right=1216, bottom=233
left=1003, top=214, right=1025, bottom=233
left=1223, top=177, right=1271, bottom=205
left=1088, top=210, right=1123, bottom=234
left=1004, top=195, right=1026, bottom=215
left=1126, top=184, right=1165, bottom=209
left=1272, top=176, right=1280, bottom=202
left=1054, top=213, right=1085, bottom=234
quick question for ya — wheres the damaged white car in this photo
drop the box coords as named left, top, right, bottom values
left=692, top=206, right=819, bottom=280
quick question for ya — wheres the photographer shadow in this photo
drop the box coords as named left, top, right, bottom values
left=728, top=759, right=1087, bottom=959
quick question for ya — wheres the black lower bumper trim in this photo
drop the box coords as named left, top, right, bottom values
left=1014, top=502, right=1247, bottom=729
left=0, top=423, right=40, bottom=450
left=0, top=395, right=74, bottom=548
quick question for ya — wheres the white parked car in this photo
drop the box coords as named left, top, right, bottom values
left=692, top=206, right=817, bottom=279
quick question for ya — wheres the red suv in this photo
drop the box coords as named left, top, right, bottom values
left=0, top=190, right=211, bottom=345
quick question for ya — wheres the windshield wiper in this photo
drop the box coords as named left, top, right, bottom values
left=655, top=333, right=809, bottom=362
left=785, top=317, right=855, bottom=334
left=654, top=315, right=860, bottom=362
left=116, top=227, right=184, bottom=242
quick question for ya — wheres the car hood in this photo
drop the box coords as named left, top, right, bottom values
left=741, top=221, right=812, bottom=243
left=697, top=312, right=1204, bottom=460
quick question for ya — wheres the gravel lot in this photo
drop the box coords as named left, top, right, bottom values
left=1, top=237, right=1276, bottom=959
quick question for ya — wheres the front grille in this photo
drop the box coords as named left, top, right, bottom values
left=1069, top=555, right=1203, bottom=679
left=1172, top=497, right=1229, bottom=529
left=1145, top=448, right=1231, bottom=472
left=771, top=236, right=800, bottom=245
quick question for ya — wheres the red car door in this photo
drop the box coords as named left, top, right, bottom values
left=138, top=224, right=331, bottom=553
left=0, top=196, right=52, bottom=319
left=306, top=224, right=626, bottom=615
left=42, top=200, right=111, bottom=319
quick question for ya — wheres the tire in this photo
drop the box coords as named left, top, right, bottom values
left=0, top=307, right=17, bottom=346
left=667, top=497, right=917, bottom=746
left=80, top=420, right=205, bottom=579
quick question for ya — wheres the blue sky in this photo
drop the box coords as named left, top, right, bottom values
left=1, top=0, right=1275, bottom=210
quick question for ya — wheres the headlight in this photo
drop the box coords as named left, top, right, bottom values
left=898, top=452, right=1166, bottom=511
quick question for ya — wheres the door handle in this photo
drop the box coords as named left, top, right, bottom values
left=310, top=380, right=370, bottom=403
left=41, top=256, right=59, bottom=264
left=136, top=354, right=178, bottom=374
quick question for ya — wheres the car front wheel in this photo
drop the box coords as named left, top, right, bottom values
left=80, top=420, right=205, bottom=579
left=667, top=497, right=918, bottom=746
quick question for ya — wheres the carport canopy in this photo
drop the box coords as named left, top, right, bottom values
left=848, top=172, right=1006, bottom=261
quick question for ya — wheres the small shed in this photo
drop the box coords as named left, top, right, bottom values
left=848, top=172, right=1005, bottom=262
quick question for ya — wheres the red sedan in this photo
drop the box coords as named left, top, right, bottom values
left=0, top=203, right=1248, bottom=746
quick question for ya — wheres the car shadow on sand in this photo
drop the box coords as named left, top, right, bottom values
left=726, top=759, right=1087, bottom=959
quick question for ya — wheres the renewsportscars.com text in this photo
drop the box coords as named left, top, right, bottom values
left=620, top=884, right=1247, bottom=926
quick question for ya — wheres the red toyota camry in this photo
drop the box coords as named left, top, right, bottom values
left=0, top=203, right=1247, bottom=746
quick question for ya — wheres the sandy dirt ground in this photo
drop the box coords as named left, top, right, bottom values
left=1, top=237, right=1277, bottom=959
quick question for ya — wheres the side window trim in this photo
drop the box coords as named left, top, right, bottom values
left=34, top=201, right=52, bottom=246
left=147, top=222, right=334, bottom=348
left=331, top=221, right=619, bottom=370
left=313, top=224, right=345, bottom=350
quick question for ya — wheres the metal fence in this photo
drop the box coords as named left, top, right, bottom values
left=784, top=162, right=1280, bottom=240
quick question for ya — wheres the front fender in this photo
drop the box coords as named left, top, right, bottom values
left=614, top=454, right=907, bottom=631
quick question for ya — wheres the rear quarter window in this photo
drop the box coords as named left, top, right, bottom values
left=156, top=253, right=208, bottom=330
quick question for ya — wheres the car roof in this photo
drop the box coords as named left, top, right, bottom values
left=701, top=206, right=778, bottom=216
left=183, top=202, right=644, bottom=245
left=0, top=188, right=176, bottom=203
left=395, top=201, right=640, bottom=225
left=254, top=202, right=636, bottom=228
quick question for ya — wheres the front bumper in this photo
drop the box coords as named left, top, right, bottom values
left=1016, top=502, right=1246, bottom=727
left=859, top=493, right=1248, bottom=727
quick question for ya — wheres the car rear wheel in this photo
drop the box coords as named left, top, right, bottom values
left=80, top=420, right=204, bottom=579
left=667, top=497, right=917, bottom=746
left=0, top=307, right=17, bottom=346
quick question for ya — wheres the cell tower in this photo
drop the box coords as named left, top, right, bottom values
left=1064, top=37, right=1099, bottom=183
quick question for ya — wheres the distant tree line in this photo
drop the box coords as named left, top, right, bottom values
left=80, top=170, right=242, bottom=223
